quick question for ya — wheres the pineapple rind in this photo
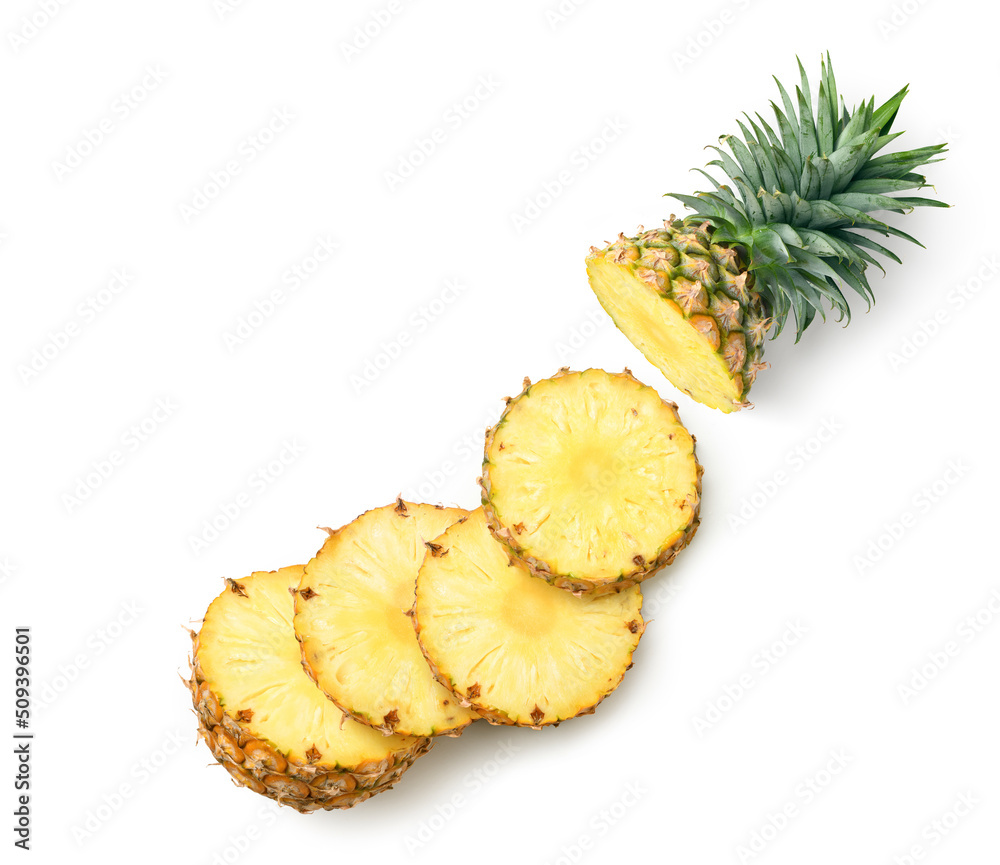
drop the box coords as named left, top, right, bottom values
left=586, top=221, right=767, bottom=412
left=187, top=566, right=431, bottom=812
left=480, top=368, right=702, bottom=595
left=413, top=509, right=644, bottom=728
left=293, top=501, right=478, bottom=739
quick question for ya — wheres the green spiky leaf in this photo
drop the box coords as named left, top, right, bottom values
left=667, top=53, right=948, bottom=341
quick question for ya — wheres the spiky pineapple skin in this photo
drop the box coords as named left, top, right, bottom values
left=479, top=367, right=703, bottom=595
left=586, top=219, right=770, bottom=411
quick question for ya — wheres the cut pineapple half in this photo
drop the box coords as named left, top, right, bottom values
left=481, top=368, right=702, bottom=594
left=294, top=501, right=478, bottom=738
left=414, top=508, right=644, bottom=727
left=188, top=565, right=430, bottom=812
left=587, top=235, right=758, bottom=413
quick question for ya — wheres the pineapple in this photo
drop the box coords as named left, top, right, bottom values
left=187, top=566, right=431, bottom=812
left=587, top=54, right=947, bottom=411
left=294, top=501, right=479, bottom=738
left=480, top=367, right=701, bottom=595
left=413, top=507, right=644, bottom=727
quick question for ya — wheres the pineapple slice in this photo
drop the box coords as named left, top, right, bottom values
left=414, top=508, right=644, bottom=727
left=188, top=565, right=430, bottom=812
left=480, top=368, right=702, bottom=594
left=294, top=501, right=478, bottom=738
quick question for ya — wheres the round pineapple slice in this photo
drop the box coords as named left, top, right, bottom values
left=187, top=565, right=431, bottom=812
left=480, top=367, right=702, bottom=595
left=294, top=501, right=478, bottom=738
left=414, top=508, right=644, bottom=727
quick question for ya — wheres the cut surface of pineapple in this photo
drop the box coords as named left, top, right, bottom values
left=414, top=508, right=644, bottom=727
left=481, top=368, right=702, bottom=594
left=294, top=501, right=478, bottom=738
left=189, top=565, right=430, bottom=812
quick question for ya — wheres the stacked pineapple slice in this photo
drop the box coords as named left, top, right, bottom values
left=187, top=566, right=430, bottom=812
left=293, top=501, right=477, bottom=738
left=414, top=507, right=645, bottom=728
left=187, top=368, right=700, bottom=810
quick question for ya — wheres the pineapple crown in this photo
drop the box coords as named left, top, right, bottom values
left=669, top=53, right=948, bottom=340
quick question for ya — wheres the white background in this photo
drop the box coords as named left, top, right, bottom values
left=2, top=1, right=997, bottom=862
